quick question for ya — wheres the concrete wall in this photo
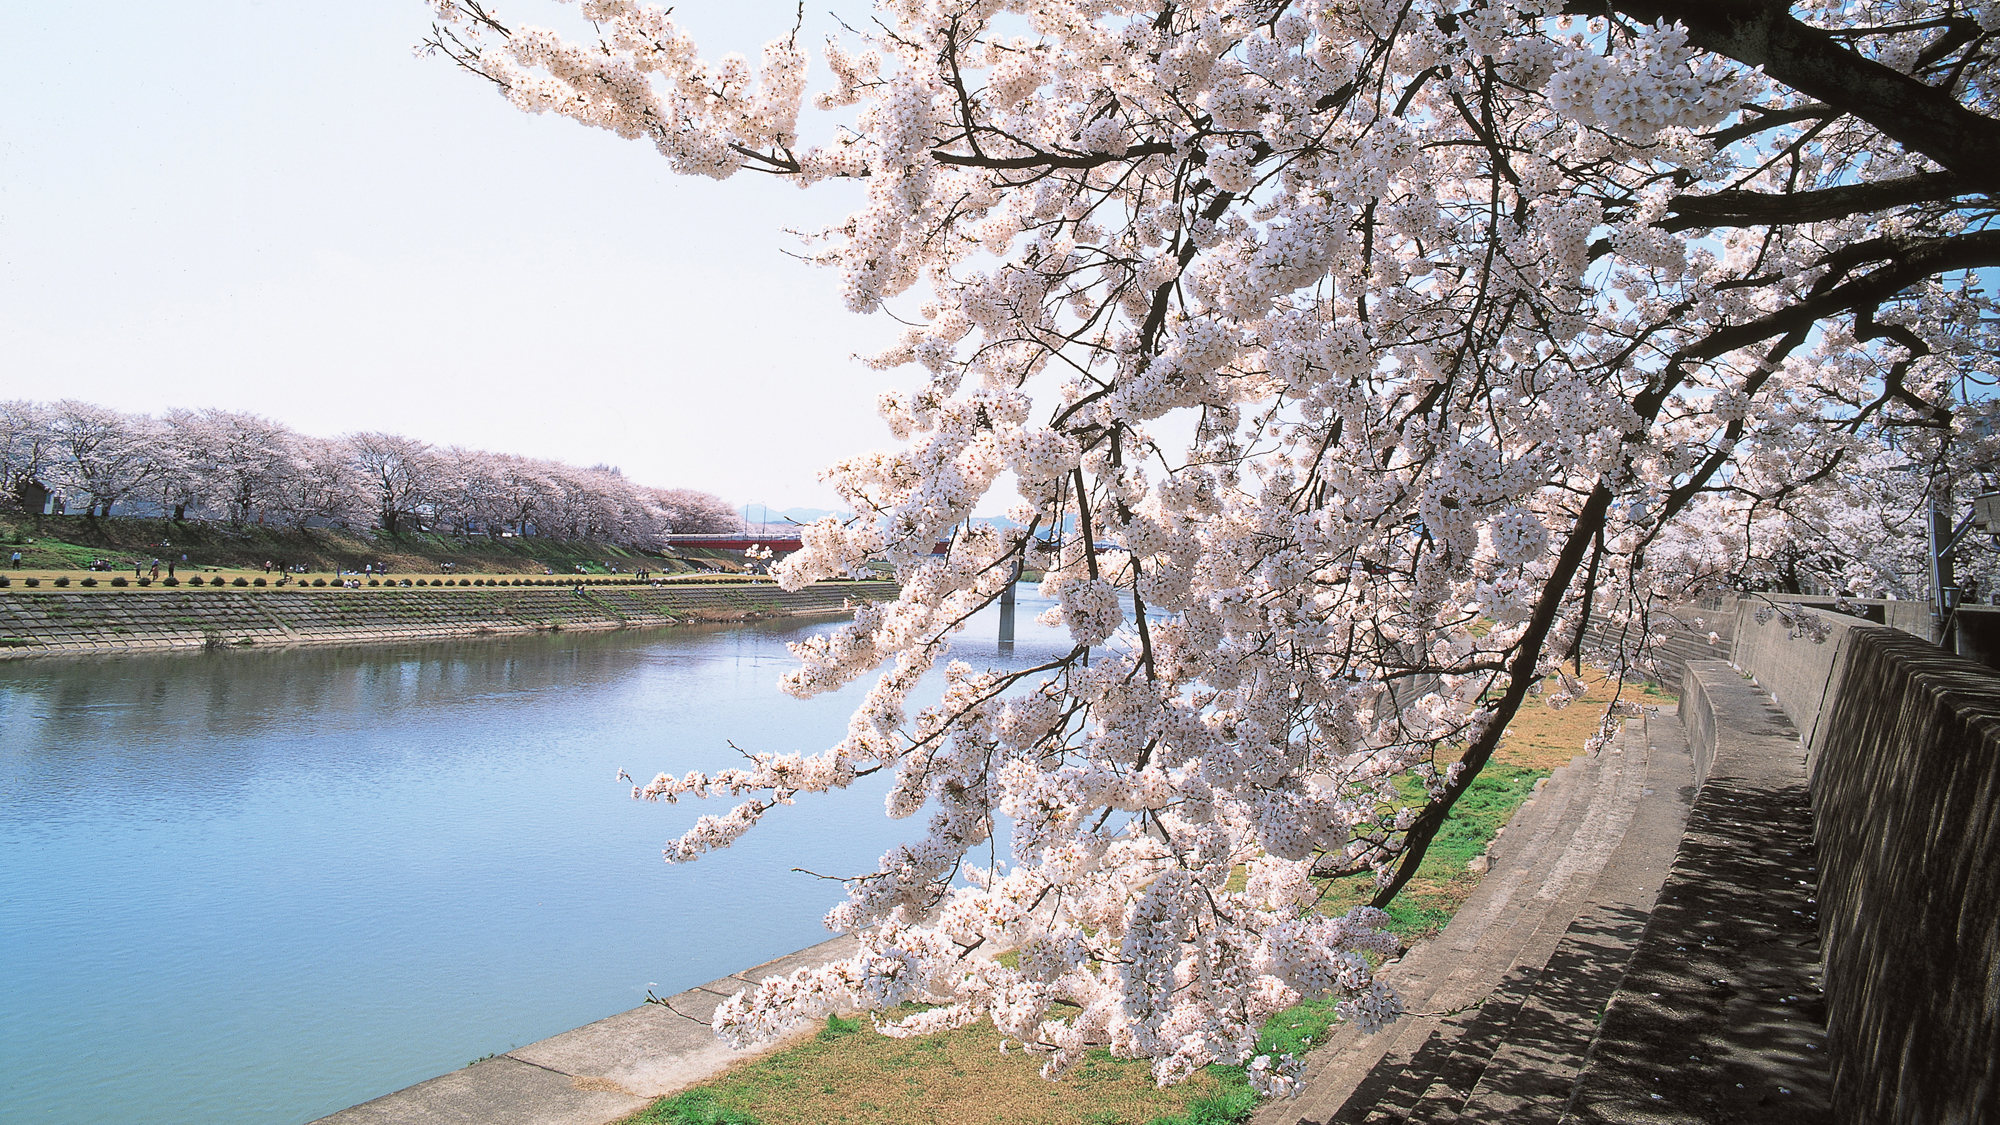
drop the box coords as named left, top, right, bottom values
left=1808, top=628, right=2000, bottom=1125
left=1727, top=596, right=1934, bottom=773
left=1731, top=599, right=2000, bottom=1124
left=0, top=582, right=898, bottom=658
left=1677, top=658, right=1723, bottom=787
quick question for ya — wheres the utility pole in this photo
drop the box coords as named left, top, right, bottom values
left=1931, top=491, right=1958, bottom=637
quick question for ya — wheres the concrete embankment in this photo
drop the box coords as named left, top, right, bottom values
left=311, top=935, right=862, bottom=1125
left=0, top=581, right=898, bottom=658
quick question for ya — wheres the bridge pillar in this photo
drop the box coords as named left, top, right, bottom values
left=998, top=558, right=1021, bottom=648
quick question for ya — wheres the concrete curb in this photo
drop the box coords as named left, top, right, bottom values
left=308, top=935, right=860, bottom=1125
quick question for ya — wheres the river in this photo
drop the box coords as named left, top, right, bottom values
left=0, top=584, right=1074, bottom=1125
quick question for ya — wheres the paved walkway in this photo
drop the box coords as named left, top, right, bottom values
left=310, top=935, right=858, bottom=1125
left=1566, top=664, right=1827, bottom=1123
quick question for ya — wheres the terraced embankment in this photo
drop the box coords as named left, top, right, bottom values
left=0, top=581, right=897, bottom=658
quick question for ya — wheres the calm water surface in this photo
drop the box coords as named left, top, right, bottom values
left=1, top=588, right=1074, bottom=1125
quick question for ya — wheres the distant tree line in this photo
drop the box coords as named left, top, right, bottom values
left=0, top=399, right=738, bottom=544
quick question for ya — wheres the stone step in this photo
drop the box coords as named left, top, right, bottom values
left=1448, top=709, right=1694, bottom=1122
left=1304, top=747, right=1617, bottom=1121
left=1262, top=704, right=1696, bottom=1125
left=1380, top=719, right=1658, bottom=1123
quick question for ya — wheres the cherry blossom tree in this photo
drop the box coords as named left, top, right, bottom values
left=424, top=0, right=2000, bottom=1090
left=7, top=400, right=726, bottom=552
left=271, top=436, right=371, bottom=530
left=493, top=453, right=558, bottom=535
left=151, top=411, right=211, bottom=522
left=650, top=486, right=740, bottom=533
left=346, top=431, right=437, bottom=535
left=44, top=400, right=159, bottom=518
left=169, top=409, right=301, bottom=526
left=0, top=400, right=57, bottom=514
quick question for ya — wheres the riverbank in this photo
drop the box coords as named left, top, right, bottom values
left=0, top=581, right=896, bottom=658
left=311, top=721, right=1585, bottom=1125
left=0, top=514, right=711, bottom=576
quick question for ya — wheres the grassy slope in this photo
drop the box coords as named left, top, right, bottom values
left=618, top=669, right=1676, bottom=1125
left=1315, top=667, right=1679, bottom=938
left=0, top=514, right=680, bottom=575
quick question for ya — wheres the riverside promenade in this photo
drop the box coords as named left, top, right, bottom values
left=0, top=581, right=897, bottom=658
left=1259, top=670, right=1828, bottom=1124
left=303, top=643, right=1857, bottom=1125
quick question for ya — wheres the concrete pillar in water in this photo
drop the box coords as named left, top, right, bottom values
left=999, top=558, right=1021, bottom=648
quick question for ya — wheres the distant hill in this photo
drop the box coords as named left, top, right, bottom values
left=737, top=504, right=844, bottom=526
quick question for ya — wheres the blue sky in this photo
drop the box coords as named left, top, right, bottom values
left=1, top=1, right=908, bottom=511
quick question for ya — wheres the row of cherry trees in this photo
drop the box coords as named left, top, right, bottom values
left=0, top=399, right=737, bottom=543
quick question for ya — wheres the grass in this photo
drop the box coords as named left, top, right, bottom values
left=623, top=1011, right=1235, bottom=1125
left=0, top=513, right=713, bottom=578
left=1308, top=762, right=1547, bottom=939
left=626, top=995, right=1366, bottom=1125
left=1492, top=666, right=1678, bottom=770
left=613, top=667, right=1674, bottom=1125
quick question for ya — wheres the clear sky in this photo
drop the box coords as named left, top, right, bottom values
left=1, top=1, right=910, bottom=512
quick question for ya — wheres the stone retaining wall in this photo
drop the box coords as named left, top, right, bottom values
left=0, top=582, right=898, bottom=658
left=1808, top=628, right=2000, bottom=1125
left=1728, top=596, right=1932, bottom=772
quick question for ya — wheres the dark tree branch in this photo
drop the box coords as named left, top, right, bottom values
left=1584, top=0, right=2000, bottom=192
left=1684, top=229, right=2000, bottom=362
left=1370, top=482, right=1616, bottom=908
left=934, top=142, right=1176, bottom=170
left=1662, top=171, right=1976, bottom=231
left=1703, top=101, right=1832, bottom=147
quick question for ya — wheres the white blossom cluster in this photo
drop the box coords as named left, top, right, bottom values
left=1544, top=20, right=1749, bottom=144
left=1247, top=1050, right=1306, bottom=1098
left=427, top=0, right=2000, bottom=1095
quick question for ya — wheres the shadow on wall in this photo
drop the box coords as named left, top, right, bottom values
left=1809, top=630, right=2000, bottom=1125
